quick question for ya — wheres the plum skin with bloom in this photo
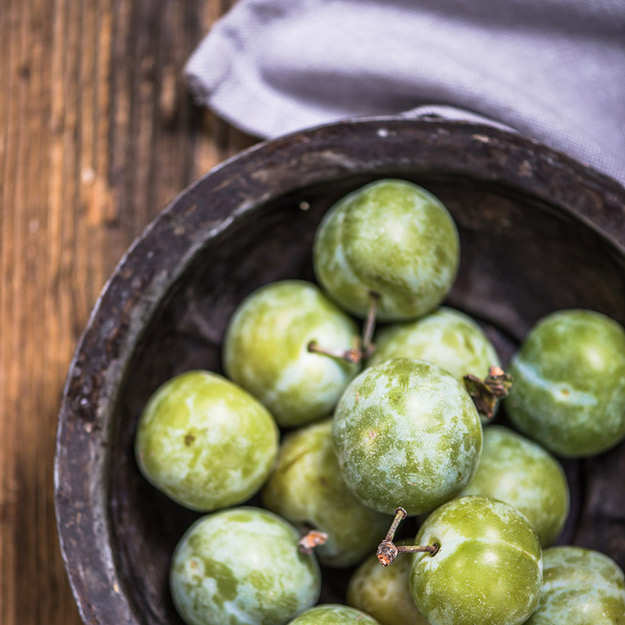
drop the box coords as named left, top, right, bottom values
left=525, top=546, right=625, bottom=624
left=505, top=309, right=625, bottom=457
left=262, top=419, right=390, bottom=567
left=286, top=604, right=381, bottom=625
left=368, top=306, right=501, bottom=422
left=332, top=358, right=482, bottom=516
left=460, top=425, right=569, bottom=546
left=135, top=370, right=279, bottom=511
left=170, top=507, right=321, bottom=625
left=410, top=496, right=543, bottom=625
left=223, top=279, right=360, bottom=428
left=313, top=179, right=460, bottom=321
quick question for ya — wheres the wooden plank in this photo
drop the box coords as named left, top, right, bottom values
left=0, top=1, right=253, bottom=623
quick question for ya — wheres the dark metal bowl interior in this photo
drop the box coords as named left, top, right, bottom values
left=55, top=118, right=625, bottom=625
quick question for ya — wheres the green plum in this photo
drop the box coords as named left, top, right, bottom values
left=368, top=307, right=500, bottom=378
left=368, top=307, right=501, bottom=422
left=505, top=309, right=625, bottom=457
left=286, top=604, right=381, bottom=625
left=525, top=546, right=625, bottom=624
left=135, top=370, right=278, bottom=511
left=460, top=426, right=569, bottom=546
left=347, top=541, right=431, bottom=625
left=262, top=419, right=391, bottom=567
left=170, top=507, right=321, bottom=625
left=223, top=280, right=360, bottom=428
left=313, top=179, right=460, bottom=321
left=410, top=496, right=542, bottom=625
left=332, top=358, right=482, bottom=516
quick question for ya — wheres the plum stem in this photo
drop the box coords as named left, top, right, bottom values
left=384, top=507, right=407, bottom=542
left=297, top=529, right=328, bottom=554
left=398, top=544, right=440, bottom=555
left=376, top=507, right=438, bottom=566
left=464, top=365, right=513, bottom=419
left=307, top=292, right=380, bottom=364
left=307, top=340, right=361, bottom=364
left=361, top=291, right=381, bottom=359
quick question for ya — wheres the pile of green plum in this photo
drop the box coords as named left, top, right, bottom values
left=134, top=179, right=625, bottom=625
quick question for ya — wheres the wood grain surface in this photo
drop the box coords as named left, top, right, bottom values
left=0, top=2, right=253, bottom=623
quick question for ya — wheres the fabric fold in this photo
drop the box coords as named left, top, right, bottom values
left=185, top=0, right=625, bottom=185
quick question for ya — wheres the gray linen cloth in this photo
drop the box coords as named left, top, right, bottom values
left=185, top=0, right=625, bottom=185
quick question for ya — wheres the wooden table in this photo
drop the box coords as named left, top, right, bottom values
left=0, top=2, right=253, bottom=623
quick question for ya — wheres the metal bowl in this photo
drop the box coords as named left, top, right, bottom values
left=55, top=117, right=625, bottom=625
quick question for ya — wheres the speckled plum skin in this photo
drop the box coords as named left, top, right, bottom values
left=313, top=179, right=460, bottom=321
left=262, top=419, right=390, bottom=567
left=347, top=541, right=431, bottom=625
left=286, top=604, right=381, bottom=625
left=223, top=280, right=360, bottom=428
left=369, top=307, right=499, bottom=377
left=332, top=359, right=482, bottom=516
left=505, top=309, right=625, bottom=457
left=525, top=546, right=625, bottom=625
left=170, top=507, right=321, bottom=625
left=460, top=426, right=569, bottom=546
left=135, top=371, right=278, bottom=511
left=368, top=307, right=500, bottom=422
left=410, top=496, right=543, bottom=625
